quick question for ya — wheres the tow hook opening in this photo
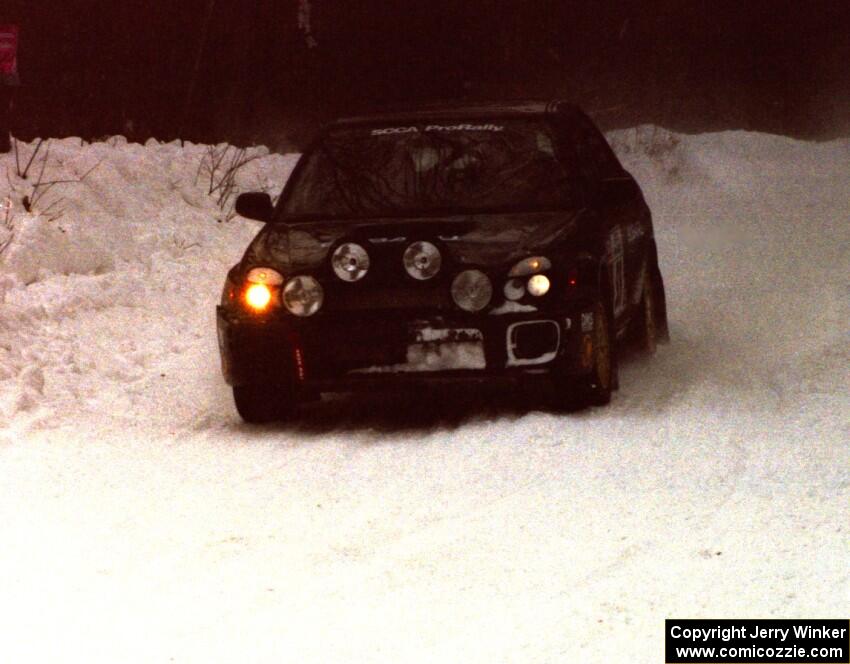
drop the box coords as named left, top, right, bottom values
left=506, top=320, right=560, bottom=366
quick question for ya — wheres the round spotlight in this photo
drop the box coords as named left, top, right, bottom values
left=244, top=283, right=272, bottom=311
left=403, top=241, right=441, bottom=280
left=527, top=274, right=551, bottom=297
left=282, top=275, right=324, bottom=317
left=332, top=243, right=370, bottom=282
left=503, top=278, right=525, bottom=301
left=451, top=270, right=493, bottom=312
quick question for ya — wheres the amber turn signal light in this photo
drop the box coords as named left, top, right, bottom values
left=244, top=283, right=273, bottom=311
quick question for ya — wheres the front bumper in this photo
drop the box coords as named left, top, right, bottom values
left=216, top=304, right=595, bottom=392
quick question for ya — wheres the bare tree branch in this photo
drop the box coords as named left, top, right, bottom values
left=0, top=197, right=14, bottom=257
left=198, top=145, right=262, bottom=222
left=15, top=137, right=46, bottom=180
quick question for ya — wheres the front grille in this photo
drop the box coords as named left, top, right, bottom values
left=324, top=283, right=450, bottom=311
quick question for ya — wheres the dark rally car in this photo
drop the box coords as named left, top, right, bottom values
left=217, top=101, right=669, bottom=422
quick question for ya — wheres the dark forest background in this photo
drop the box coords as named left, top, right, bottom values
left=3, top=1, right=849, bottom=149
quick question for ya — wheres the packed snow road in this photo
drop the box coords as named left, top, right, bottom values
left=1, top=129, right=847, bottom=663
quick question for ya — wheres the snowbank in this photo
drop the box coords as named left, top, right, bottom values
left=0, top=138, right=298, bottom=423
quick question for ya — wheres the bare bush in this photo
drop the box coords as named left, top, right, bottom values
left=0, top=197, right=14, bottom=257
left=171, top=234, right=200, bottom=254
left=8, top=140, right=102, bottom=223
left=13, top=137, right=46, bottom=180
left=196, top=145, right=261, bottom=222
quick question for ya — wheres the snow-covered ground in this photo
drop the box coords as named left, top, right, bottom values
left=0, top=128, right=847, bottom=663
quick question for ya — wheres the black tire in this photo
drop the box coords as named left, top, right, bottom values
left=635, top=271, right=659, bottom=355
left=233, top=384, right=293, bottom=424
left=552, top=297, right=618, bottom=410
left=650, top=259, right=670, bottom=344
left=581, top=299, right=617, bottom=406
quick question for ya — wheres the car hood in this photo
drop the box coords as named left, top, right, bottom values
left=243, top=210, right=583, bottom=273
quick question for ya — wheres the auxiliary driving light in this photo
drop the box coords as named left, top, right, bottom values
left=527, top=274, right=551, bottom=297
left=332, top=242, right=370, bottom=282
left=282, top=275, right=324, bottom=317
left=451, top=269, right=493, bottom=312
left=403, top=241, right=442, bottom=280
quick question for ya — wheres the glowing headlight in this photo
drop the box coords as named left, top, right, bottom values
left=244, top=283, right=273, bottom=311
left=282, top=276, right=324, bottom=317
left=403, top=241, right=441, bottom=280
left=508, top=256, right=552, bottom=277
left=451, top=269, right=493, bottom=312
left=246, top=267, right=284, bottom=286
left=332, top=242, right=370, bottom=282
left=242, top=267, right=284, bottom=312
left=527, top=274, right=551, bottom=297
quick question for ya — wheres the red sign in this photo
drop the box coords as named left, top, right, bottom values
left=0, top=25, right=19, bottom=82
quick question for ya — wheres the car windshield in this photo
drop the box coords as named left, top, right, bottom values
left=279, top=120, right=579, bottom=220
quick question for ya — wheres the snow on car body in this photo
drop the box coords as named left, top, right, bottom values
left=216, top=101, right=669, bottom=422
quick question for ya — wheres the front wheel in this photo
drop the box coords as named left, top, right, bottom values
left=635, top=273, right=659, bottom=355
left=633, top=261, right=670, bottom=351
left=581, top=300, right=617, bottom=406
left=233, top=384, right=294, bottom=423
left=552, top=298, right=618, bottom=410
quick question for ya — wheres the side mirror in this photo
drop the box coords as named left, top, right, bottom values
left=235, top=192, right=273, bottom=222
left=596, top=177, right=639, bottom=206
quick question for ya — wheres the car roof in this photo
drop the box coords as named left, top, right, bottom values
left=330, top=100, right=581, bottom=128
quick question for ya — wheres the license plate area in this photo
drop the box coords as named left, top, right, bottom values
left=350, top=327, right=486, bottom=373
left=407, top=327, right=485, bottom=371
left=412, top=327, right=483, bottom=344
